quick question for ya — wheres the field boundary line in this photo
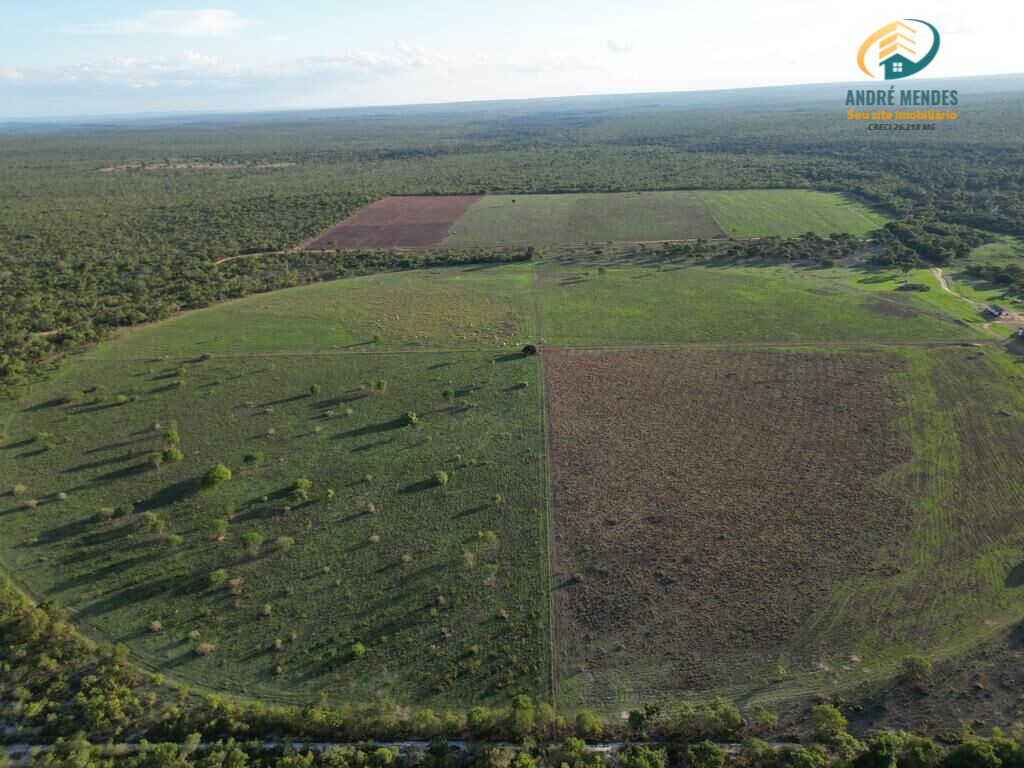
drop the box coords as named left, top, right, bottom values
left=533, top=263, right=560, bottom=716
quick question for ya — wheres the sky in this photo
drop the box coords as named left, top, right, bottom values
left=1, top=0, right=1022, bottom=118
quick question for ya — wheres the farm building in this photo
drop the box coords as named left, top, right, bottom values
left=985, top=304, right=1007, bottom=317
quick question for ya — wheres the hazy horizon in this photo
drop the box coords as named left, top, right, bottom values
left=2, top=0, right=1023, bottom=119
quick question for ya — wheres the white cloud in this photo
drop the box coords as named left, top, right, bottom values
left=297, top=42, right=452, bottom=77
left=66, top=9, right=253, bottom=38
left=607, top=39, right=634, bottom=54
left=0, top=68, right=25, bottom=81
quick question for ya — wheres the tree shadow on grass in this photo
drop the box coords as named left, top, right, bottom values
left=65, top=452, right=136, bottom=474
left=336, top=417, right=407, bottom=439
left=79, top=570, right=207, bottom=619
left=20, top=397, right=66, bottom=412
left=90, top=462, right=153, bottom=484
left=0, top=438, right=34, bottom=451
left=51, top=551, right=161, bottom=593
left=134, top=478, right=201, bottom=513
left=493, top=352, right=528, bottom=363
left=1006, top=562, right=1024, bottom=588
left=452, top=504, right=488, bottom=519
left=400, top=478, right=439, bottom=494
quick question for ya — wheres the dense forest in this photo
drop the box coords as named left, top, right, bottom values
left=2, top=84, right=1023, bottom=393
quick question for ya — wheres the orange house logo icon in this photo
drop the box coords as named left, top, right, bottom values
left=857, top=19, right=941, bottom=80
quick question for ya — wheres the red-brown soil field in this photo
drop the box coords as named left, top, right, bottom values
left=302, top=195, right=483, bottom=249
left=544, top=348, right=915, bottom=704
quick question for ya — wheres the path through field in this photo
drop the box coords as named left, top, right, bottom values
left=932, top=267, right=1024, bottom=334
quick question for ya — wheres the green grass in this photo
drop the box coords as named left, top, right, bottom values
left=442, top=192, right=723, bottom=246
left=695, top=190, right=887, bottom=237
left=3, top=254, right=1021, bottom=712
left=0, top=350, right=549, bottom=707
left=99, top=263, right=537, bottom=357
left=783, top=346, right=1024, bottom=691
left=965, top=236, right=1024, bottom=267
left=539, top=262, right=981, bottom=346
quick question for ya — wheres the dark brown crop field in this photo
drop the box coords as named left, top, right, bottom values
left=544, top=347, right=914, bottom=704
left=302, top=195, right=483, bottom=249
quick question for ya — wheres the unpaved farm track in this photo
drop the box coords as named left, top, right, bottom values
left=932, top=267, right=1024, bottom=335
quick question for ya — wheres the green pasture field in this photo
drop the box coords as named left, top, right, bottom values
left=97, top=263, right=537, bottom=358
left=537, top=261, right=983, bottom=346
left=441, top=190, right=886, bottom=247
left=2, top=253, right=1021, bottom=712
left=441, top=191, right=722, bottom=247
left=695, top=190, right=887, bottom=237
left=0, top=349, right=549, bottom=706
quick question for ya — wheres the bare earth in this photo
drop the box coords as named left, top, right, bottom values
left=302, top=195, right=483, bottom=250
left=544, top=348, right=914, bottom=704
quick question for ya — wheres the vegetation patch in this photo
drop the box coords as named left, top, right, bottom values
left=695, top=190, right=887, bottom=237
left=0, top=349, right=548, bottom=707
left=442, top=192, right=723, bottom=246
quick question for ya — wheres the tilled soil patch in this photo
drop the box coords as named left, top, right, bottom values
left=544, top=348, right=913, bottom=702
left=302, top=195, right=483, bottom=249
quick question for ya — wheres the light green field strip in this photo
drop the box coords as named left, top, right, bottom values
left=539, top=263, right=982, bottom=346
left=442, top=191, right=723, bottom=246
left=93, top=263, right=538, bottom=358
left=695, top=189, right=888, bottom=237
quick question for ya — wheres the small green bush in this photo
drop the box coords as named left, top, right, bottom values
left=202, top=463, right=232, bottom=488
left=434, top=471, right=449, bottom=486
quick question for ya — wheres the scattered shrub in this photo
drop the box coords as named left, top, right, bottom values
left=163, top=446, right=184, bottom=463
left=275, top=536, right=295, bottom=552
left=209, top=568, right=230, bottom=588
left=243, top=451, right=263, bottom=465
left=899, top=654, right=934, bottom=683
left=351, top=642, right=367, bottom=659
left=309, top=384, right=321, bottom=396
left=202, top=463, right=232, bottom=488
left=434, top=471, right=449, bottom=486
left=11, top=484, right=28, bottom=496
left=242, top=531, right=265, bottom=556
left=149, top=620, right=164, bottom=633
left=521, top=344, right=538, bottom=355
left=195, top=642, right=216, bottom=656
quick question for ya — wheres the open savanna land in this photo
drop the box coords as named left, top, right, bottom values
left=4, top=253, right=1024, bottom=719
left=545, top=345, right=1024, bottom=710
left=0, top=346, right=549, bottom=707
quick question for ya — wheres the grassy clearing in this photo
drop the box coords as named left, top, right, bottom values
left=538, top=262, right=981, bottom=346
left=696, top=190, right=887, bottom=237
left=965, top=237, right=1024, bottom=267
left=442, top=192, right=723, bottom=246
left=99, top=263, right=537, bottom=358
left=0, top=350, right=548, bottom=707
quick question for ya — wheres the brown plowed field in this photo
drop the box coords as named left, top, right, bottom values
left=544, top=348, right=914, bottom=703
left=302, top=195, right=483, bottom=250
